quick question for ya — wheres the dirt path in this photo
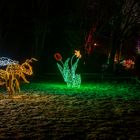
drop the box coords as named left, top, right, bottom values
left=0, top=95, right=140, bottom=140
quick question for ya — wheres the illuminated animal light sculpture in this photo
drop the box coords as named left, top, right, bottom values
left=54, top=50, right=81, bottom=88
left=0, top=58, right=37, bottom=96
left=6, top=58, right=37, bottom=96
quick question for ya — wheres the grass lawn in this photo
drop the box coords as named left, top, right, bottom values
left=21, top=81, right=140, bottom=100
left=0, top=81, right=140, bottom=139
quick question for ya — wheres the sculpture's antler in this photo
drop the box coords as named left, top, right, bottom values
left=26, top=58, right=38, bottom=63
left=31, top=58, right=38, bottom=61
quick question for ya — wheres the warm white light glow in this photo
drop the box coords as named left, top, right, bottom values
left=0, top=57, right=18, bottom=66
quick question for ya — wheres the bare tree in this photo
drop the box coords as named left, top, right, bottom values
left=83, top=0, right=140, bottom=71
left=108, top=0, right=140, bottom=70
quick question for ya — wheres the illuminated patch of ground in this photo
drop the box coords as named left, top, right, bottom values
left=21, top=82, right=140, bottom=100
left=0, top=82, right=140, bottom=139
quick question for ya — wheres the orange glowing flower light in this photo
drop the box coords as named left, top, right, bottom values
left=54, top=53, right=62, bottom=61
left=74, top=50, right=82, bottom=58
left=121, top=59, right=135, bottom=69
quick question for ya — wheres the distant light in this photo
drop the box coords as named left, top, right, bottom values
left=120, top=59, right=135, bottom=69
left=94, top=43, right=97, bottom=46
left=136, top=40, right=140, bottom=54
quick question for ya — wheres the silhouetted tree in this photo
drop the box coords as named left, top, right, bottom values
left=108, top=0, right=140, bottom=71
left=83, top=0, right=140, bottom=71
left=31, top=0, right=49, bottom=58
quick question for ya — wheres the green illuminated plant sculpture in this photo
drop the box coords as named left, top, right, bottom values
left=54, top=50, right=81, bottom=88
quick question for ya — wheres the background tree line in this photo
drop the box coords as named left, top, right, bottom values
left=0, top=0, right=139, bottom=74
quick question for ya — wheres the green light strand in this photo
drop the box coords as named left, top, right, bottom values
left=57, top=55, right=81, bottom=88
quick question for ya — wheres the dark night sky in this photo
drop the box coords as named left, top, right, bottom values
left=0, top=0, right=87, bottom=59
left=0, top=0, right=90, bottom=74
left=0, top=0, right=139, bottom=74
left=0, top=1, right=32, bottom=58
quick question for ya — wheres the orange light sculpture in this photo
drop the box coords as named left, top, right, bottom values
left=0, top=58, right=37, bottom=96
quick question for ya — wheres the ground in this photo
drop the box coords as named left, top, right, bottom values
left=0, top=81, right=140, bottom=140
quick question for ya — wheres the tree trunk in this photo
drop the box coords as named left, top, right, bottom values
left=109, top=38, right=120, bottom=72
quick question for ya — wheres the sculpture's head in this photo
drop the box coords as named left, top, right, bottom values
left=22, top=58, right=37, bottom=75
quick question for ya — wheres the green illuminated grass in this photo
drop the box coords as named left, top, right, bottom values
left=0, top=81, right=140, bottom=139
left=21, top=82, right=140, bottom=100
